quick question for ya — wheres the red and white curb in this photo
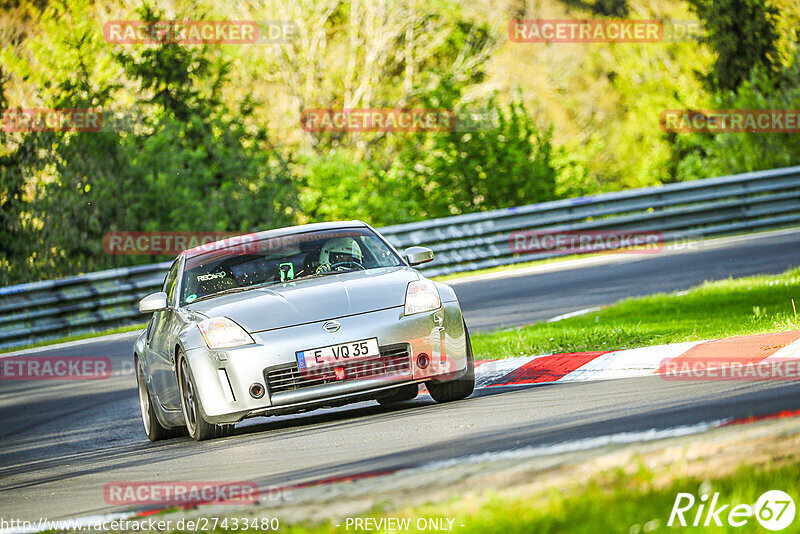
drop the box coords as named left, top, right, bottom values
left=471, top=330, right=800, bottom=389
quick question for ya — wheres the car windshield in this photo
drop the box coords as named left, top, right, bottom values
left=180, top=228, right=404, bottom=304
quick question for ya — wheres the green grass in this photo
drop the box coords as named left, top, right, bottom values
left=471, top=267, right=800, bottom=359
left=0, top=322, right=146, bottom=355
left=42, top=453, right=799, bottom=533
left=380, top=460, right=800, bottom=534
left=238, top=452, right=800, bottom=534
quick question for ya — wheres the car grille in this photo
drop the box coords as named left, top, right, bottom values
left=265, top=344, right=411, bottom=395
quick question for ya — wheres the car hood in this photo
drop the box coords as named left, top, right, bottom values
left=185, top=266, right=419, bottom=332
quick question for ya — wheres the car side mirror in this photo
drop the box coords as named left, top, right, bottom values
left=139, top=292, right=168, bottom=313
left=405, top=246, right=434, bottom=266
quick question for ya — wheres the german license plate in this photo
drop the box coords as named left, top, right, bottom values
left=297, top=338, right=380, bottom=369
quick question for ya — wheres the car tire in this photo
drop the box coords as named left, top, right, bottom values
left=426, top=321, right=475, bottom=403
left=377, top=384, right=419, bottom=406
left=178, top=352, right=233, bottom=441
left=136, top=356, right=175, bottom=442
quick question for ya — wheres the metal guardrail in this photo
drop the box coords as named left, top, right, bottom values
left=0, top=262, right=171, bottom=350
left=2, top=165, right=800, bottom=349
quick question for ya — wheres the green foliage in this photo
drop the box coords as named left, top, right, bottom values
left=559, top=0, right=629, bottom=17
left=575, top=39, right=711, bottom=189
left=297, top=151, right=418, bottom=225
left=1, top=0, right=799, bottom=286
left=386, top=84, right=560, bottom=219
left=0, top=70, right=30, bottom=277
left=282, top=1, right=497, bottom=156
left=27, top=113, right=297, bottom=277
left=0, top=1, right=297, bottom=284
left=672, top=46, right=800, bottom=181
left=114, top=5, right=226, bottom=125
left=688, top=0, right=782, bottom=92
left=297, top=79, right=562, bottom=224
left=416, top=102, right=558, bottom=216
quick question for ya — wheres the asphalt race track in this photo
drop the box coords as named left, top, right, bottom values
left=2, top=229, right=800, bottom=522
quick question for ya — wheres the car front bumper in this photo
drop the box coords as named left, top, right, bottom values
left=183, top=300, right=468, bottom=424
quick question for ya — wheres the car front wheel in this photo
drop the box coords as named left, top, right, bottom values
left=178, top=353, right=234, bottom=441
left=426, top=321, right=475, bottom=403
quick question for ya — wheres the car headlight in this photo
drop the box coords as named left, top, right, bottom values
left=404, top=279, right=441, bottom=316
left=197, top=317, right=254, bottom=349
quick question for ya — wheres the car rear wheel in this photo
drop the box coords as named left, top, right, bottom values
left=136, top=356, right=175, bottom=442
left=426, top=321, right=475, bottom=403
left=178, top=353, right=234, bottom=441
left=377, top=384, right=419, bottom=406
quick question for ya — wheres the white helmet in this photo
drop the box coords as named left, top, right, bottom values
left=319, top=237, right=363, bottom=265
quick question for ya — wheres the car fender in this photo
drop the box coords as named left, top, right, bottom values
left=433, top=280, right=459, bottom=304
left=179, top=345, right=248, bottom=422
left=134, top=343, right=181, bottom=430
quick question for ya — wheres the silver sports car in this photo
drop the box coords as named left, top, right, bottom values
left=134, top=221, right=475, bottom=441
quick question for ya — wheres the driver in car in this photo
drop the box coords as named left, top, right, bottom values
left=316, top=237, right=363, bottom=273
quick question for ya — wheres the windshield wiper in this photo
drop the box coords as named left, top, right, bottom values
left=190, top=280, right=279, bottom=303
left=292, top=267, right=362, bottom=282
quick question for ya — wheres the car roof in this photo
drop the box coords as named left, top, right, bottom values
left=181, top=220, right=371, bottom=258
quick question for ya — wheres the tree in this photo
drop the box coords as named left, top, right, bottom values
left=265, top=0, right=497, bottom=155
left=672, top=46, right=800, bottom=181
left=296, top=150, right=419, bottom=225
left=0, top=69, right=32, bottom=284
left=688, top=0, right=782, bottom=92
left=0, top=1, right=299, bottom=284
left=389, top=83, right=560, bottom=219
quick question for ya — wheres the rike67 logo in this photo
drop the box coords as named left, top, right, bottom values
left=669, top=490, right=795, bottom=531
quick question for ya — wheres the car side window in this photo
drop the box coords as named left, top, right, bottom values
left=162, top=260, right=180, bottom=306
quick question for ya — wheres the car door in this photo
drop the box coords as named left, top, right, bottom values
left=148, top=259, right=183, bottom=410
